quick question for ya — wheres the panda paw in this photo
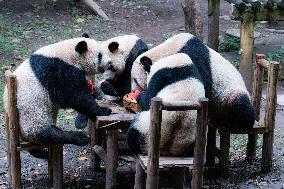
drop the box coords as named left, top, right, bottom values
left=72, top=132, right=90, bottom=146
left=100, top=80, right=117, bottom=96
left=75, top=113, right=88, bottom=129
left=97, top=107, right=112, bottom=116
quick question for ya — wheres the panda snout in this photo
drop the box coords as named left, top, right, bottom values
left=97, top=66, right=105, bottom=73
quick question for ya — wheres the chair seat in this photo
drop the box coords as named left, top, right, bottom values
left=17, top=142, right=62, bottom=151
left=137, top=154, right=194, bottom=170
left=215, top=121, right=268, bottom=134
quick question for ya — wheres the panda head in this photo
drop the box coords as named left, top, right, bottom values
left=131, top=56, right=153, bottom=91
left=100, top=35, right=148, bottom=82
left=35, top=36, right=111, bottom=76
left=101, top=41, right=122, bottom=80
left=74, top=38, right=112, bottom=75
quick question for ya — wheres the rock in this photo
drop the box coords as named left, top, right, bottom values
left=265, top=28, right=284, bottom=34
left=226, top=28, right=261, bottom=38
left=220, top=15, right=231, bottom=21
left=278, top=94, right=284, bottom=106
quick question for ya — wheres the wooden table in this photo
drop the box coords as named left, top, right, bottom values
left=88, top=100, right=135, bottom=189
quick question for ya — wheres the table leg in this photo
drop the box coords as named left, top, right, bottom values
left=89, top=118, right=102, bottom=172
left=106, top=130, right=118, bottom=189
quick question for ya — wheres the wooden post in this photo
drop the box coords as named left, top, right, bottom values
left=134, top=160, right=146, bottom=189
left=146, top=97, right=163, bottom=189
left=206, top=125, right=216, bottom=166
left=208, top=0, right=220, bottom=51
left=239, top=8, right=255, bottom=93
left=51, top=145, right=63, bottom=189
left=89, top=118, right=102, bottom=171
left=106, top=130, right=118, bottom=189
left=7, top=75, right=21, bottom=189
left=5, top=113, right=11, bottom=183
left=192, top=98, right=208, bottom=189
left=262, top=61, right=279, bottom=172
left=246, top=54, right=266, bottom=160
left=219, top=131, right=230, bottom=178
left=181, top=0, right=203, bottom=40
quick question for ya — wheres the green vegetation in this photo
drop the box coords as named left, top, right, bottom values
left=267, top=44, right=284, bottom=63
left=232, top=58, right=240, bottom=70
left=163, top=33, right=173, bottom=41
left=219, top=35, right=240, bottom=52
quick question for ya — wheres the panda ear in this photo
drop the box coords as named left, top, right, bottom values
left=82, top=33, right=89, bottom=38
left=108, top=42, right=119, bottom=53
left=140, top=56, right=152, bottom=73
left=75, top=41, right=88, bottom=54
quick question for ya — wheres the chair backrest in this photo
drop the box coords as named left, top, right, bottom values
left=251, top=54, right=279, bottom=130
left=146, top=97, right=209, bottom=189
left=2, top=67, right=20, bottom=146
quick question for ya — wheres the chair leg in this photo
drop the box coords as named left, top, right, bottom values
left=48, top=147, right=53, bottom=183
left=206, top=126, right=216, bottom=166
left=219, top=132, right=230, bottom=178
left=106, top=130, right=118, bottom=189
left=261, top=132, right=274, bottom=173
left=134, top=160, right=146, bottom=189
left=246, top=134, right=257, bottom=161
left=173, top=167, right=185, bottom=189
left=5, top=113, right=12, bottom=184
left=51, top=145, right=63, bottom=189
left=9, top=127, right=21, bottom=188
left=89, top=119, right=102, bottom=172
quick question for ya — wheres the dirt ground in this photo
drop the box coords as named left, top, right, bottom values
left=0, top=0, right=283, bottom=188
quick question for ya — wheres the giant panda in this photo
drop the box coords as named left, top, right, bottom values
left=127, top=53, right=205, bottom=156
left=74, top=34, right=148, bottom=129
left=131, top=33, right=255, bottom=131
left=99, top=34, right=149, bottom=99
left=3, top=37, right=112, bottom=158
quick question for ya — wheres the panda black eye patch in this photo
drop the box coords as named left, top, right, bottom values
left=107, top=64, right=116, bottom=72
left=98, top=53, right=102, bottom=64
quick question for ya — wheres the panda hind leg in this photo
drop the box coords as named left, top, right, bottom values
left=27, top=125, right=90, bottom=146
left=28, top=148, right=49, bottom=159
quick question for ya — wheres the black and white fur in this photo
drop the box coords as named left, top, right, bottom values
left=131, top=33, right=255, bottom=131
left=100, top=34, right=148, bottom=99
left=3, top=37, right=112, bottom=158
left=127, top=53, right=205, bottom=156
left=75, top=35, right=148, bottom=129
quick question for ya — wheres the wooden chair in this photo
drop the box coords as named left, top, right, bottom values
left=206, top=54, right=280, bottom=177
left=134, top=97, right=209, bottom=189
left=3, top=68, right=64, bottom=189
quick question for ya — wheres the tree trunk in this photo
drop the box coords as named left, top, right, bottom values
left=181, top=0, right=203, bottom=40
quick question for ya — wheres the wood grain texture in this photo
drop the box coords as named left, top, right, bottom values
left=51, top=145, right=63, bottom=189
left=134, top=160, right=146, bottom=189
left=239, top=9, right=255, bottom=93
left=106, top=130, right=118, bottom=189
left=192, top=98, right=208, bottom=189
left=146, top=97, right=163, bottom=189
left=208, top=0, right=220, bottom=51
left=7, top=75, right=21, bottom=189
left=262, top=61, right=279, bottom=172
